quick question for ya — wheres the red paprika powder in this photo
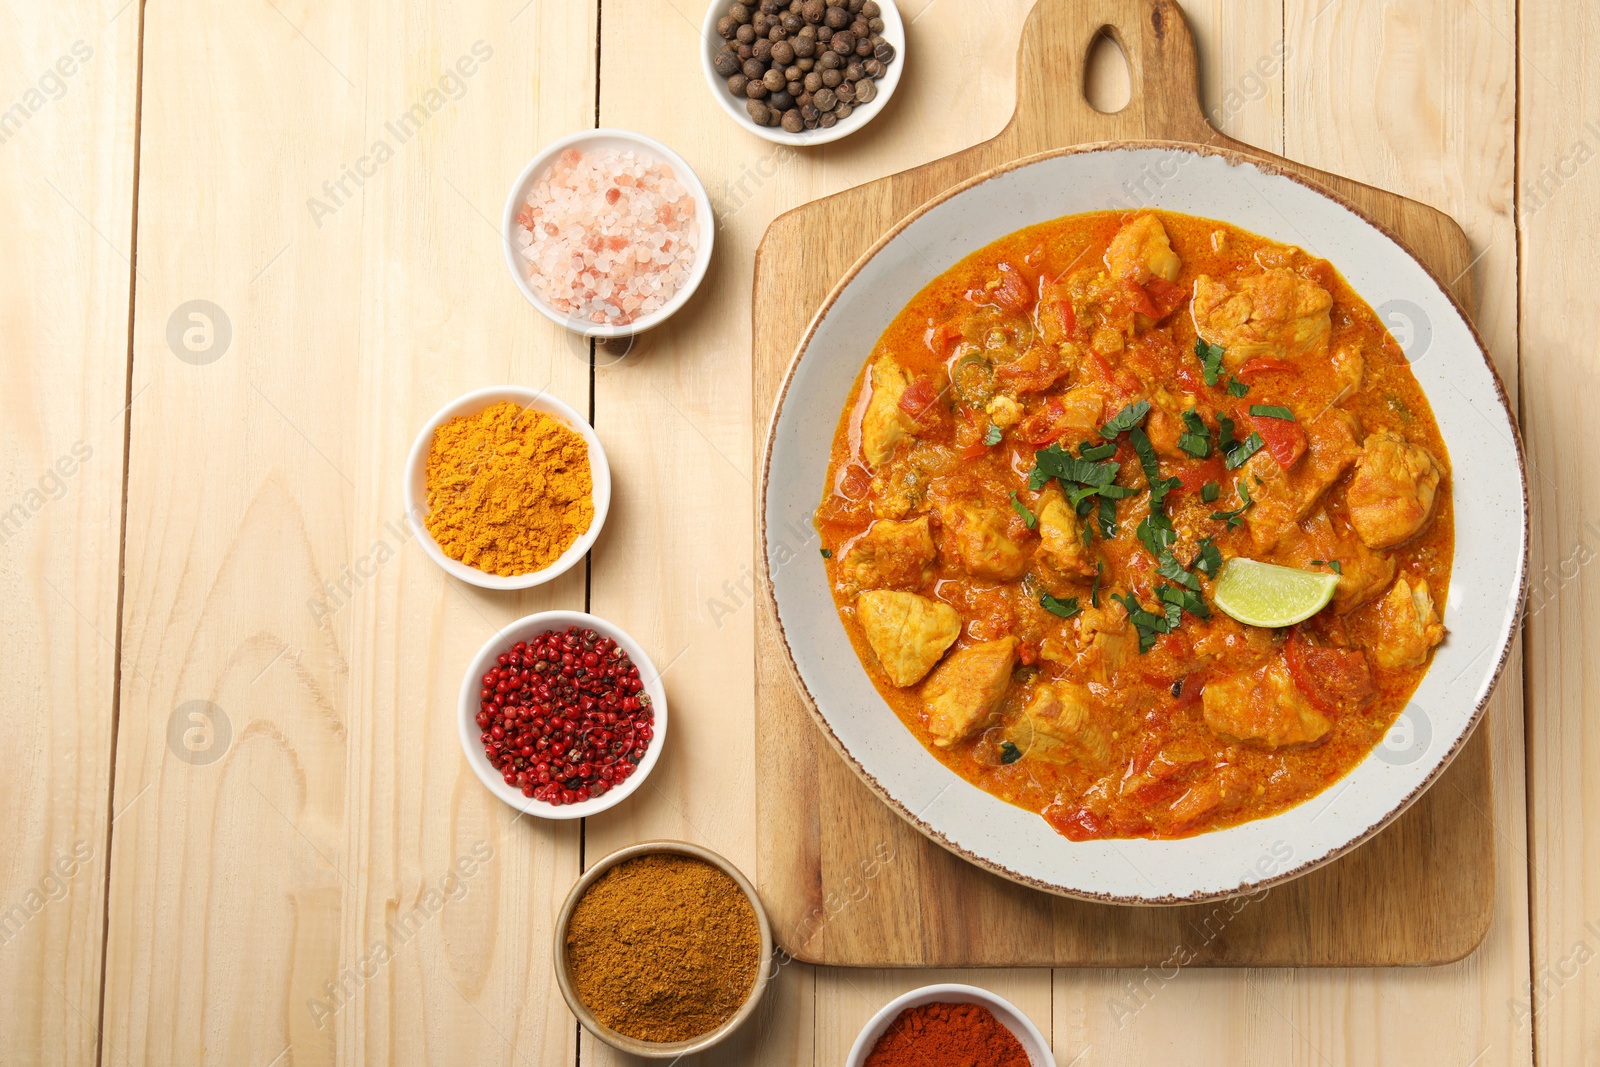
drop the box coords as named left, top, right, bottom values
left=864, top=1001, right=1032, bottom=1067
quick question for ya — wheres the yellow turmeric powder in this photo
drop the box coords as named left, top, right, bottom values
left=424, top=401, right=594, bottom=576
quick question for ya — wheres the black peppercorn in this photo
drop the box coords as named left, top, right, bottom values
left=727, top=73, right=749, bottom=95
left=747, top=100, right=772, bottom=125
left=782, top=109, right=804, bottom=132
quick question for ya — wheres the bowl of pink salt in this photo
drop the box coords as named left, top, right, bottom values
left=503, top=129, right=714, bottom=339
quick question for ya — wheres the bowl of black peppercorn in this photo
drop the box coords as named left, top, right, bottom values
left=702, top=0, right=904, bottom=145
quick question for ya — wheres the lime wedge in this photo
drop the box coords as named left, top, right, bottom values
left=1211, top=558, right=1340, bottom=628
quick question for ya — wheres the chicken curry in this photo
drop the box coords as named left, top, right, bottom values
left=815, top=210, right=1452, bottom=840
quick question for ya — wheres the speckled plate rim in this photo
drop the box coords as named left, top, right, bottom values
left=758, top=139, right=1530, bottom=905
left=553, top=840, right=774, bottom=1058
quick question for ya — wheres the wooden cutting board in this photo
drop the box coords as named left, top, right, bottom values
left=752, top=0, right=1494, bottom=967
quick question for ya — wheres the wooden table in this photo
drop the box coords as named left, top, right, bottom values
left=0, top=0, right=1587, bottom=1063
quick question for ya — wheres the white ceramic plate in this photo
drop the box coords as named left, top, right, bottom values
left=761, top=143, right=1528, bottom=903
left=404, top=385, right=610, bottom=590
left=457, top=610, right=667, bottom=819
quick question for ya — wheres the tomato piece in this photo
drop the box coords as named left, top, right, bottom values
left=1132, top=779, right=1185, bottom=805
left=1236, top=356, right=1298, bottom=381
left=898, top=376, right=953, bottom=442
left=1247, top=411, right=1309, bottom=468
left=1047, top=806, right=1105, bottom=842
left=1124, top=279, right=1160, bottom=319
left=925, top=321, right=960, bottom=358
left=1016, top=399, right=1067, bottom=445
left=1142, top=276, right=1188, bottom=318
left=1170, top=456, right=1226, bottom=495
left=1285, top=630, right=1376, bottom=715
left=991, top=262, right=1034, bottom=312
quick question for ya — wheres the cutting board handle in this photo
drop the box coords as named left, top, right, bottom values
left=1009, top=0, right=1215, bottom=146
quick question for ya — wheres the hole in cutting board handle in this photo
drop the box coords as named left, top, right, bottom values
left=1084, top=27, right=1132, bottom=114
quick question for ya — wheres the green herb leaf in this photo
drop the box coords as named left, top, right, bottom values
left=984, top=422, right=1004, bottom=446
left=1158, top=582, right=1211, bottom=621
left=999, top=740, right=1023, bottom=764
left=1224, top=432, right=1265, bottom=470
left=820, top=548, right=832, bottom=558
left=1157, top=552, right=1203, bottom=592
left=1200, top=480, right=1220, bottom=503
left=1098, top=400, right=1153, bottom=440
left=1192, top=538, right=1223, bottom=578
left=1248, top=404, right=1295, bottom=421
left=1040, top=593, right=1081, bottom=619
left=1177, top=409, right=1211, bottom=457
left=1033, top=444, right=1121, bottom=488
left=1226, top=378, right=1251, bottom=397
left=1216, top=414, right=1237, bottom=455
left=1209, top=479, right=1254, bottom=529
left=1194, top=338, right=1226, bottom=386
left=1136, top=513, right=1178, bottom=558
left=1097, top=495, right=1118, bottom=540
left=1078, top=440, right=1118, bottom=462
left=1329, top=559, right=1343, bottom=575
left=1010, top=491, right=1037, bottom=529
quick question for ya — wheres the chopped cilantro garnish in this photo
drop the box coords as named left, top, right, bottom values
left=1159, top=583, right=1211, bottom=620
left=1010, top=491, right=1036, bottom=529
left=1157, top=552, right=1202, bottom=592
left=820, top=548, right=832, bottom=558
left=1200, top=480, right=1220, bottom=503
left=1078, top=440, right=1118, bottom=461
left=1178, top=409, right=1211, bottom=457
left=1210, top=480, right=1254, bottom=529
left=1311, top=559, right=1345, bottom=575
left=1226, top=378, right=1250, bottom=397
left=1224, top=431, right=1266, bottom=470
left=1248, top=404, right=1295, bottom=421
left=999, top=740, right=1023, bottom=764
left=1040, top=593, right=1081, bottom=619
left=1032, top=444, right=1121, bottom=489
left=1098, top=400, right=1153, bottom=439
left=1097, top=494, right=1118, bottom=539
left=1194, top=338, right=1226, bottom=386
left=1112, top=590, right=1175, bottom=653
left=1192, top=538, right=1223, bottom=578
left=1136, top=513, right=1178, bottom=558
left=984, top=422, right=1004, bottom=446
left=1216, top=414, right=1238, bottom=455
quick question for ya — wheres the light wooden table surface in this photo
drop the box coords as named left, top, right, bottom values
left=0, top=0, right=1588, bottom=1064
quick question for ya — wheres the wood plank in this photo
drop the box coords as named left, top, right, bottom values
left=1518, top=1, right=1600, bottom=1063
left=753, top=0, right=1499, bottom=971
left=1057, top=0, right=1529, bottom=1062
left=98, top=2, right=596, bottom=1063
left=0, top=2, right=140, bottom=1063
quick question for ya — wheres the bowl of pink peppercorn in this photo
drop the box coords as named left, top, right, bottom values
left=458, top=611, right=667, bottom=818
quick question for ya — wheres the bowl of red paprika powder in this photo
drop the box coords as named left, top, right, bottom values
left=846, top=984, right=1056, bottom=1067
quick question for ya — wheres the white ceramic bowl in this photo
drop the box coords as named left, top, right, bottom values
left=845, top=984, right=1054, bottom=1067
left=701, top=0, right=905, bottom=147
left=501, top=128, right=714, bottom=339
left=404, top=385, right=610, bottom=591
left=457, top=610, right=668, bottom=819
left=554, top=840, right=772, bottom=1058
left=761, top=143, right=1528, bottom=903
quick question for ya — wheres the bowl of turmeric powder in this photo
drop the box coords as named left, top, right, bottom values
left=404, top=385, right=609, bottom=589
left=554, top=841, right=772, bottom=1058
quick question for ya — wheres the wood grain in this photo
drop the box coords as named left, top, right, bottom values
left=1519, top=0, right=1600, bottom=1062
left=754, top=0, right=1501, bottom=968
left=97, top=2, right=595, bottom=1063
left=0, top=2, right=140, bottom=1063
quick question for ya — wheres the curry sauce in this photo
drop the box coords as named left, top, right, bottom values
left=816, top=210, right=1452, bottom=840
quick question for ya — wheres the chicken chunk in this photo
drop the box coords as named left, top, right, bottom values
left=921, top=637, right=1019, bottom=747
left=1020, top=682, right=1112, bottom=767
left=1243, top=409, right=1360, bottom=553
left=1039, top=601, right=1132, bottom=683
left=1371, top=577, right=1446, bottom=669
left=1192, top=267, right=1333, bottom=364
left=1106, top=214, right=1183, bottom=285
left=836, top=516, right=937, bottom=594
left=937, top=498, right=1030, bottom=581
left=1202, top=659, right=1333, bottom=748
left=1277, top=512, right=1396, bottom=614
left=1346, top=432, right=1445, bottom=549
left=1144, top=388, right=1200, bottom=461
left=855, top=590, right=962, bottom=687
left=860, top=355, right=917, bottom=468
left=1034, top=495, right=1096, bottom=580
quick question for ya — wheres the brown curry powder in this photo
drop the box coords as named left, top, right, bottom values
left=566, top=854, right=761, bottom=1043
left=424, top=401, right=593, bottom=576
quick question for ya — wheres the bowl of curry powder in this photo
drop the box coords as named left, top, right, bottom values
left=555, top=841, right=771, bottom=1057
left=403, top=385, right=610, bottom=590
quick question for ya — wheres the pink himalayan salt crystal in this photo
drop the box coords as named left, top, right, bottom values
left=513, top=147, right=700, bottom=327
